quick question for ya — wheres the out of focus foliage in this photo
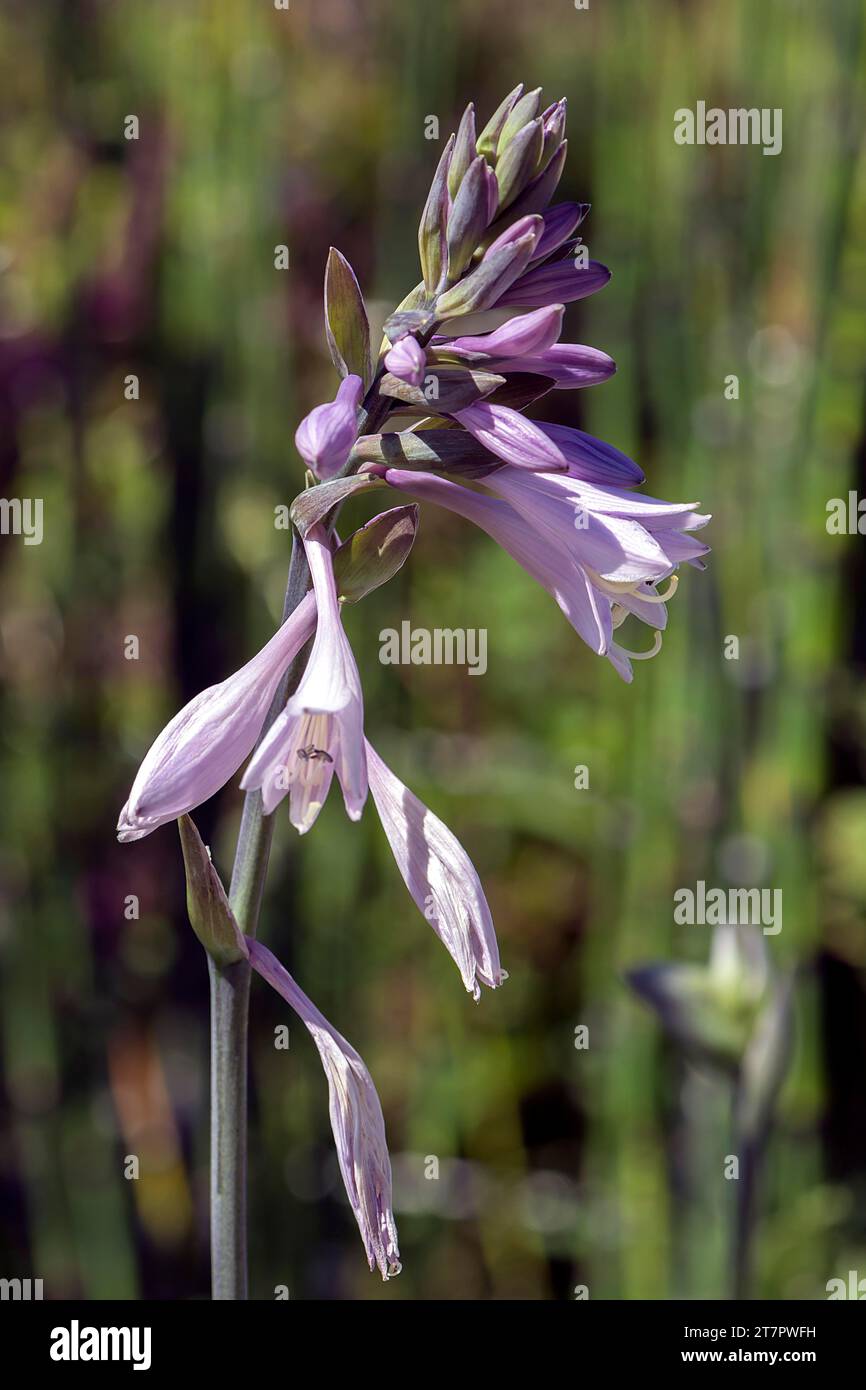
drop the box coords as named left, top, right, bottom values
left=1, top=0, right=865, bottom=1300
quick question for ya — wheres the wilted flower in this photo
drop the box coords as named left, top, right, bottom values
left=247, top=937, right=400, bottom=1279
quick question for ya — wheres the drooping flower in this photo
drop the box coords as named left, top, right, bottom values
left=241, top=525, right=367, bottom=830
left=366, top=739, right=505, bottom=999
left=117, top=592, right=317, bottom=842
left=247, top=938, right=400, bottom=1280
left=381, top=465, right=707, bottom=679
left=294, top=374, right=365, bottom=480
left=382, top=467, right=615, bottom=658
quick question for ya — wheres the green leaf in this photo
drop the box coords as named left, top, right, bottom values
left=379, top=365, right=505, bottom=413
left=324, top=248, right=372, bottom=387
left=290, top=472, right=386, bottom=535
left=333, top=505, right=419, bottom=604
left=350, top=428, right=500, bottom=477
left=177, top=815, right=246, bottom=967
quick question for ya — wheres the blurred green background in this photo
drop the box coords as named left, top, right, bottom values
left=1, top=0, right=865, bottom=1301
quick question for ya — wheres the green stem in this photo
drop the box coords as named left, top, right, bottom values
left=207, top=361, right=402, bottom=1298
left=208, top=531, right=312, bottom=1301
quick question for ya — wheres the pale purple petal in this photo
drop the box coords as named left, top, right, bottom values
left=384, top=336, right=426, bottom=387
left=453, top=401, right=572, bottom=472
left=247, top=938, right=401, bottom=1280
left=448, top=305, right=564, bottom=359
left=241, top=527, right=367, bottom=831
left=383, top=468, right=613, bottom=655
left=117, top=592, right=317, bottom=841
left=294, top=374, right=364, bottom=480
left=365, top=739, right=505, bottom=999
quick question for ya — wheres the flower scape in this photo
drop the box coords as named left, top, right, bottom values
left=117, top=85, right=709, bottom=1281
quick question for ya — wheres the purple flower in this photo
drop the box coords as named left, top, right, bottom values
left=452, top=401, right=643, bottom=486
left=446, top=304, right=565, bottom=359
left=247, top=938, right=400, bottom=1280
left=384, top=335, right=426, bottom=387
left=242, top=525, right=367, bottom=831
left=442, top=304, right=616, bottom=390
left=382, top=467, right=615, bottom=657
left=530, top=202, right=590, bottom=262
left=381, top=466, right=708, bottom=679
left=366, top=739, right=505, bottom=999
left=294, top=374, right=365, bottom=480
left=117, top=592, right=317, bottom=841
left=496, top=255, right=611, bottom=309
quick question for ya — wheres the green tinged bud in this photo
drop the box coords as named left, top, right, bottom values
left=380, top=364, right=505, bottom=413
left=418, top=134, right=455, bottom=294
left=445, top=156, right=494, bottom=280
left=324, top=248, right=372, bottom=388
left=447, top=103, right=477, bottom=199
left=178, top=816, right=246, bottom=968
left=475, top=83, right=523, bottom=161
left=435, top=225, right=538, bottom=318
left=482, top=141, right=567, bottom=247
left=495, top=118, right=544, bottom=211
left=332, top=506, right=419, bottom=604
left=497, top=87, right=542, bottom=154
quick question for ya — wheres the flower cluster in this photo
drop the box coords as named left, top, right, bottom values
left=118, top=85, right=708, bottom=1280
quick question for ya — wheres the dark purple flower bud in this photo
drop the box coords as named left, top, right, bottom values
left=418, top=134, right=455, bottom=294
left=531, top=201, right=590, bottom=262
left=476, top=83, right=524, bottom=161
left=446, top=155, right=497, bottom=279
left=540, top=98, right=567, bottom=165
left=487, top=343, right=617, bottom=390
left=495, top=118, right=544, bottom=211
left=447, top=103, right=477, bottom=198
left=496, top=256, right=611, bottom=309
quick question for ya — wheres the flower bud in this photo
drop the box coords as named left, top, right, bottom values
left=384, top=335, right=426, bottom=387
left=294, top=374, right=364, bottom=479
left=476, top=84, right=524, bottom=161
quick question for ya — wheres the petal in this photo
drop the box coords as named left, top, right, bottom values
left=247, top=939, right=401, bottom=1280
left=117, top=592, right=317, bottom=840
left=365, top=739, right=505, bottom=998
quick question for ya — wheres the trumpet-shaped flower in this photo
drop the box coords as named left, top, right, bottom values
left=241, top=525, right=367, bottom=830
left=247, top=938, right=400, bottom=1280
left=117, top=592, right=317, bottom=842
left=366, top=739, right=505, bottom=999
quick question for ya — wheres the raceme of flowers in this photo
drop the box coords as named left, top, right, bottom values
left=118, top=84, right=709, bottom=1280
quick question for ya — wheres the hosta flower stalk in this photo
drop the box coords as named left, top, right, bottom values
left=116, top=83, right=709, bottom=1298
